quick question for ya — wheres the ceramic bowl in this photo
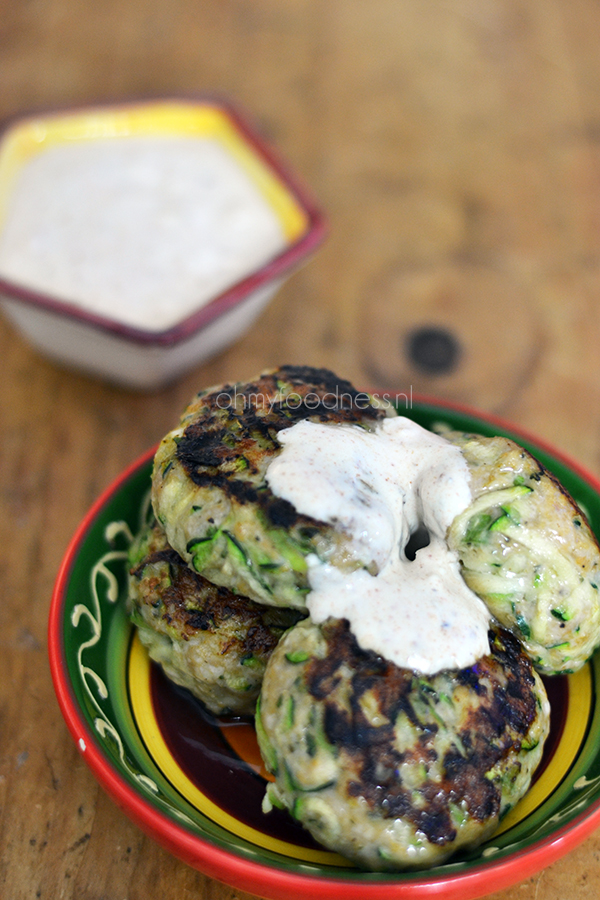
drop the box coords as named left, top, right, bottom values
left=49, top=397, right=600, bottom=900
left=0, top=98, right=325, bottom=389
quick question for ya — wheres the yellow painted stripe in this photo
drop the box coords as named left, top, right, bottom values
left=128, top=634, right=347, bottom=866
left=495, top=664, right=592, bottom=835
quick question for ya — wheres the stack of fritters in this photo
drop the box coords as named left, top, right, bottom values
left=128, top=365, right=600, bottom=870
left=128, top=366, right=392, bottom=714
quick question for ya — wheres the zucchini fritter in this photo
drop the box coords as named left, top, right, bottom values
left=151, top=366, right=394, bottom=608
left=257, top=617, right=549, bottom=871
left=443, top=431, right=600, bottom=674
left=127, top=521, right=303, bottom=715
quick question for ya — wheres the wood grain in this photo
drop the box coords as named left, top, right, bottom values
left=2, top=1, right=600, bottom=898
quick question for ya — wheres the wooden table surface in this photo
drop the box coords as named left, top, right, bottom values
left=2, top=1, right=600, bottom=898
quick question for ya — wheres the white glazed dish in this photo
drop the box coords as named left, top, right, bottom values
left=0, top=98, right=326, bottom=389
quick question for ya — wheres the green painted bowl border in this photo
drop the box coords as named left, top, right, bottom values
left=48, top=396, right=600, bottom=900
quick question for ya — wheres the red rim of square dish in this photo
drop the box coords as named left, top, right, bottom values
left=0, top=95, right=327, bottom=347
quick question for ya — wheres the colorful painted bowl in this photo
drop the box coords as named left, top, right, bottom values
left=49, top=398, right=600, bottom=900
left=0, top=98, right=325, bottom=389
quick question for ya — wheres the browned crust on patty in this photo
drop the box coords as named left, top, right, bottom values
left=130, top=538, right=302, bottom=659
left=304, top=619, right=540, bottom=846
left=174, top=366, right=389, bottom=530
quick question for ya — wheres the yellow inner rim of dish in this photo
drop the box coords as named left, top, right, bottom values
left=128, top=632, right=590, bottom=862
left=128, top=633, right=348, bottom=865
left=495, top=663, right=590, bottom=835
left=0, top=100, right=308, bottom=241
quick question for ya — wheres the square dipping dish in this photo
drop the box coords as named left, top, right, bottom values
left=0, top=97, right=326, bottom=389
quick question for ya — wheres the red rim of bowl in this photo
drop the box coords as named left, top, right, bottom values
left=0, top=95, right=327, bottom=347
left=48, top=395, right=600, bottom=900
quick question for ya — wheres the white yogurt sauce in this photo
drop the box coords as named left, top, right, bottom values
left=0, top=136, right=287, bottom=331
left=266, top=417, right=491, bottom=674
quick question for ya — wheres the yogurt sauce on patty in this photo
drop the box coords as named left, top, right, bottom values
left=265, top=416, right=490, bottom=674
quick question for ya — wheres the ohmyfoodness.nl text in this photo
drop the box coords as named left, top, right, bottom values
left=215, top=387, right=414, bottom=411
